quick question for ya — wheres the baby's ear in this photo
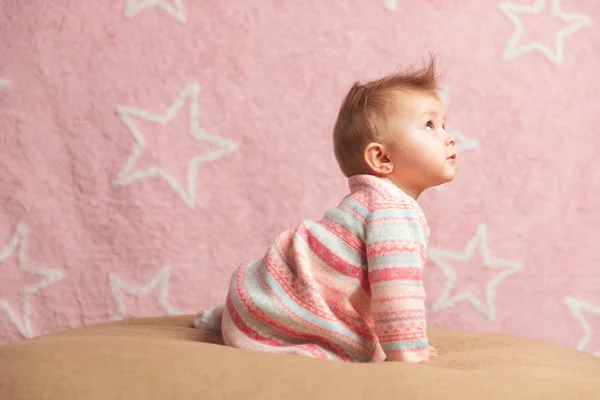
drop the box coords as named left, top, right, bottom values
left=363, top=142, right=393, bottom=175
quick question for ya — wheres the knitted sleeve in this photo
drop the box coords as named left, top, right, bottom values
left=365, top=197, right=430, bottom=362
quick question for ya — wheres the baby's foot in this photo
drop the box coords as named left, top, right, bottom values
left=193, top=305, right=224, bottom=331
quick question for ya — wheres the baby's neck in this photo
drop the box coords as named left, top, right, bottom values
left=384, top=177, right=422, bottom=200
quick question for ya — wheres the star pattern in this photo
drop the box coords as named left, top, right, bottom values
left=113, top=82, right=238, bottom=208
left=109, top=266, right=181, bottom=320
left=499, top=0, right=592, bottom=66
left=564, top=296, right=600, bottom=357
left=124, top=0, right=186, bottom=23
left=427, top=224, right=523, bottom=320
left=0, top=223, right=64, bottom=338
left=0, top=0, right=597, bottom=358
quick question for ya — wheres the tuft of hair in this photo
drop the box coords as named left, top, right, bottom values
left=332, top=55, right=440, bottom=177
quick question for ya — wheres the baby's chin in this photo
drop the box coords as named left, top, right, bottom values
left=435, top=170, right=457, bottom=186
left=445, top=171, right=457, bottom=182
left=443, top=162, right=458, bottom=180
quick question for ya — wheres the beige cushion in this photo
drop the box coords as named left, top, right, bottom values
left=1, top=316, right=599, bottom=399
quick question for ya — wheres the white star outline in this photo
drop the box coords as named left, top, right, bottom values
left=109, top=265, right=181, bottom=321
left=564, top=296, right=600, bottom=357
left=427, top=224, right=523, bottom=320
left=124, top=0, right=186, bottom=23
left=499, top=0, right=592, bottom=66
left=114, top=82, right=238, bottom=209
left=435, top=87, right=479, bottom=191
left=382, top=0, right=398, bottom=12
left=0, top=223, right=64, bottom=338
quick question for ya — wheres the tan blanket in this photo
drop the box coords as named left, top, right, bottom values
left=1, top=316, right=599, bottom=399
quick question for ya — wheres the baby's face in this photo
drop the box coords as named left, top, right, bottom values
left=386, top=91, right=458, bottom=194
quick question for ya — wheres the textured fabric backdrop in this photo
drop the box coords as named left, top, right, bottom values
left=1, top=0, right=599, bottom=355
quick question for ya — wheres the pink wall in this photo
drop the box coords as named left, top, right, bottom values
left=1, top=0, right=599, bottom=356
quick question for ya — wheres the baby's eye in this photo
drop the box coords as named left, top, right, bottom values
left=425, top=121, right=434, bottom=130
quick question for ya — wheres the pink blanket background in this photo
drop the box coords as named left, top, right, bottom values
left=1, top=0, right=599, bottom=356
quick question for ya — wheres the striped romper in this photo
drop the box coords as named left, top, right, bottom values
left=221, top=174, right=431, bottom=362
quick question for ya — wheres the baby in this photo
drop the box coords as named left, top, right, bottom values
left=195, top=57, right=458, bottom=363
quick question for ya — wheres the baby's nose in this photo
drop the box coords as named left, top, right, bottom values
left=446, top=132, right=456, bottom=145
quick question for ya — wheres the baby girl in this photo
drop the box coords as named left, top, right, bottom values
left=195, top=57, right=458, bottom=363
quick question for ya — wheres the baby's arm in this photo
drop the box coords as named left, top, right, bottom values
left=365, top=198, right=431, bottom=363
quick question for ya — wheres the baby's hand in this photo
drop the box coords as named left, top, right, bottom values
left=386, top=344, right=437, bottom=363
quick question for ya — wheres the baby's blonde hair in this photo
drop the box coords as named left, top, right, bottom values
left=332, top=56, right=439, bottom=177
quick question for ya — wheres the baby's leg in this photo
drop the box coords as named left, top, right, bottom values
left=193, top=304, right=224, bottom=332
left=221, top=306, right=341, bottom=361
